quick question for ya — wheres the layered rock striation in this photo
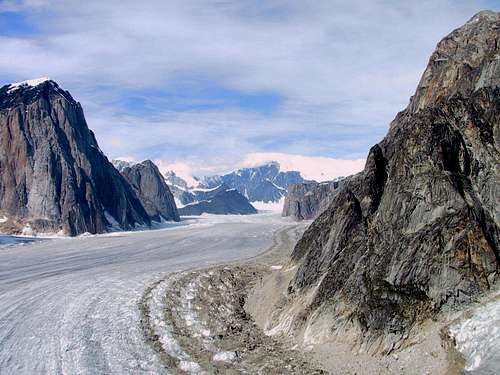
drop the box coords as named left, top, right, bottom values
left=264, top=11, right=500, bottom=351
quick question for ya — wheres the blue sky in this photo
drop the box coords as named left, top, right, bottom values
left=0, top=0, right=499, bottom=178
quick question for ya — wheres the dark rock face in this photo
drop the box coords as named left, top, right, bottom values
left=178, top=185, right=257, bottom=216
left=282, top=179, right=345, bottom=220
left=202, top=162, right=309, bottom=203
left=282, top=11, right=499, bottom=347
left=0, top=79, right=151, bottom=235
left=120, top=160, right=180, bottom=222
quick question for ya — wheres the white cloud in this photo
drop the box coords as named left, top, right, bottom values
left=153, top=160, right=200, bottom=188
left=152, top=152, right=365, bottom=183
left=0, top=1, right=495, bottom=168
left=240, top=153, right=365, bottom=181
left=113, top=155, right=137, bottom=163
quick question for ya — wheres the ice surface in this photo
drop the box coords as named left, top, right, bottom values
left=449, top=289, right=500, bottom=374
left=0, top=213, right=285, bottom=373
left=252, top=197, right=285, bottom=212
left=148, top=275, right=205, bottom=374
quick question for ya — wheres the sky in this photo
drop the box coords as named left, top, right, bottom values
left=0, top=0, right=498, bottom=180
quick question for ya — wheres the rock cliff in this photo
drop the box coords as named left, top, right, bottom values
left=262, top=11, right=500, bottom=352
left=0, top=79, right=151, bottom=235
left=120, top=160, right=180, bottom=222
left=282, top=179, right=345, bottom=220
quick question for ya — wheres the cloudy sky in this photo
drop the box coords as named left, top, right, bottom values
left=1, top=0, right=498, bottom=179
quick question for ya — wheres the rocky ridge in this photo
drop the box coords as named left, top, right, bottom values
left=257, top=10, right=500, bottom=354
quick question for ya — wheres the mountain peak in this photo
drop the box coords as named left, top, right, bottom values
left=409, top=10, right=499, bottom=112
left=469, top=9, right=499, bottom=23
left=0, top=78, right=75, bottom=111
left=7, top=77, right=52, bottom=92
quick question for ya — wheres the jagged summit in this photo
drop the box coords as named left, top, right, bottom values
left=7, top=77, right=51, bottom=91
left=201, top=161, right=308, bottom=203
left=409, top=10, right=500, bottom=112
left=0, top=77, right=75, bottom=109
left=470, top=9, right=499, bottom=21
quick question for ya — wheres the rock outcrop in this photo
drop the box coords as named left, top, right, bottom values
left=178, top=185, right=257, bottom=216
left=282, top=179, right=345, bottom=220
left=0, top=79, right=151, bottom=235
left=263, top=11, right=500, bottom=352
left=120, top=160, right=180, bottom=222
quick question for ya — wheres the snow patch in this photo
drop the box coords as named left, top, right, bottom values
left=174, top=197, right=185, bottom=208
left=104, top=211, right=122, bottom=231
left=270, top=181, right=286, bottom=191
left=8, top=77, right=50, bottom=92
left=192, top=184, right=221, bottom=193
left=213, top=351, right=237, bottom=363
left=449, top=289, right=500, bottom=373
left=21, top=224, right=34, bottom=236
left=0, top=216, right=8, bottom=223
left=252, top=197, right=285, bottom=212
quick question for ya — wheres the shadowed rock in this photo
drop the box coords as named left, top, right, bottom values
left=178, top=185, right=257, bottom=215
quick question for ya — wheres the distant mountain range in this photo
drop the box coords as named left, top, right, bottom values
left=163, top=161, right=320, bottom=213
left=200, top=162, right=311, bottom=204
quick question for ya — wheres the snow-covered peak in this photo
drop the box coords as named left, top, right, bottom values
left=112, top=159, right=137, bottom=172
left=8, top=77, right=51, bottom=92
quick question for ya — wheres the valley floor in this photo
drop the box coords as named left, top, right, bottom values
left=0, top=213, right=291, bottom=374
left=1, top=213, right=496, bottom=374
